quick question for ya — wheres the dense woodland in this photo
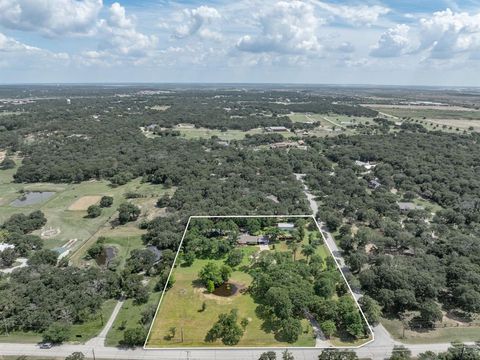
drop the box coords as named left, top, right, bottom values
left=1, top=85, right=480, bottom=345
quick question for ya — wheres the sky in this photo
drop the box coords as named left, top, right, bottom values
left=1, top=0, right=480, bottom=86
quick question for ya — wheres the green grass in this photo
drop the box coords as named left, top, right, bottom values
left=370, top=107, right=480, bottom=120
left=106, top=280, right=162, bottom=346
left=69, top=299, right=117, bottom=343
left=0, top=331, right=42, bottom=344
left=0, top=166, right=170, bottom=254
left=178, top=127, right=264, bottom=140
left=146, top=253, right=315, bottom=348
left=146, top=218, right=372, bottom=348
left=0, top=300, right=117, bottom=344
left=381, top=317, right=480, bottom=344
left=76, top=235, right=144, bottom=271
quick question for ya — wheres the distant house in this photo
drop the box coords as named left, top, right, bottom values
left=355, top=160, right=376, bottom=170
left=265, top=126, right=289, bottom=132
left=369, top=179, right=382, bottom=189
left=397, top=202, right=425, bottom=212
left=0, top=243, right=14, bottom=252
left=277, top=223, right=295, bottom=231
left=146, top=124, right=158, bottom=131
left=237, top=233, right=269, bottom=245
left=147, top=245, right=162, bottom=263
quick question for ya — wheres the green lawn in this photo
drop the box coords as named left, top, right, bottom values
left=146, top=217, right=371, bottom=348
left=0, top=300, right=117, bottom=344
left=0, top=161, right=170, bottom=255
left=69, top=299, right=117, bottom=343
left=370, top=107, right=480, bottom=120
left=145, top=253, right=316, bottom=348
left=381, top=317, right=480, bottom=344
left=178, top=127, right=264, bottom=140
left=106, top=280, right=162, bottom=346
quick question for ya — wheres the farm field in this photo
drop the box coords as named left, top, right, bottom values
left=368, top=106, right=480, bottom=121
left=146, top=216, right=372, bottom=348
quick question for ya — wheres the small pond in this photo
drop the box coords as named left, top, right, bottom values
left=10, top=191, right=55, bottom=207
left=95, top=246, right=117, bottom=266
left=213, top=282, right=239, bottom=297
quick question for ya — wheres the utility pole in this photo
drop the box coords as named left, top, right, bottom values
left=92, top=348, right=96, bottom=360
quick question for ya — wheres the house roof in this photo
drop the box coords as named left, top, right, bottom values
left=237, top=233, right=268, bottom=244
left=397, top=202, right=424, bottom=211
left=277, top=222, right=295, bottom=229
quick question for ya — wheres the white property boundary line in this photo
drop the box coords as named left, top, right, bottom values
left=144, top=215, right=374, bottom=350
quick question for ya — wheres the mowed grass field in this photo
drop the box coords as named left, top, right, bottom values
left=177, top=127, right=297, bottom=140
left=146, top=249, right=316, bottom=348
left=381, top=317, right=480, bottom=344
left=0, top=159, right=171, bottom=254
left=369, top=106, right=480, bottom=120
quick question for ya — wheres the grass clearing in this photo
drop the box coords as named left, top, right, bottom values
left=146, top=255, right=316, bottom=348
left=178, top=127, right=264, bottom=140
left=106, top=280, right=162, bottom=346
left=69, top=299, right=117, bottom=343
left=369, top=106, right=480, bottom=121
left=0, top=169, right=172, bottom=253
left=381, top=317, right=480, bottom=344
left=68, top=195, right=102, bottom=211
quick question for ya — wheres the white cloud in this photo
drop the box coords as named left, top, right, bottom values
left=236, top=1, right=322, bottom=55
left=0, top=31, right=69, bottom=69
left=0, top=0, right=102, bottom=37
left=173, top=6, right=221, bottom=40
left=419, top=8, right=480, bottom=59
left=96, top=2, right=157, bottom=59
left=370, top=24, right=412, bottom=57
left=310, top=1, right=390, bottom=26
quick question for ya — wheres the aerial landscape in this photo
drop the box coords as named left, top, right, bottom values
left=1, top=0, right=480, bottom=360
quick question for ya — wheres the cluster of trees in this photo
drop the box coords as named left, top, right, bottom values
left=250, top=250, right=367, bottom=343
left=205, top=309, right=245, bottom=345
left=0, top=265, right=121, bottom=337
left=0, top=211, right=46, bottom=268
left=292, top=131, right=480, bottom=322
left=198, top=262, right=232, bottom=293
left=256, top=344, right=480, bottom=360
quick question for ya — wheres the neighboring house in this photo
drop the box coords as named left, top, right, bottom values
left=147, top=245, right=162, bottom=263
left=146, top=124, right=158, bottom=131
left=277, top=223, right=295, bottom=231
left=265, top=126, right=289, bottom=132
left=355, top=160, right=377, bottom=170
left=369, top=179, right=382, bottom=189
left=397, top=202, right=425, bottom=212
left=237, top=233, right=269, bottom=245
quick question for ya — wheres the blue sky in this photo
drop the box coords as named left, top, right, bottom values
left=1, top=0, right=480, bottom=85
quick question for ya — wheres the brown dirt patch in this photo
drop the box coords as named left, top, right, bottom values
left=68, top=195, right=102, bottom=211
